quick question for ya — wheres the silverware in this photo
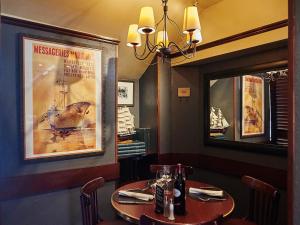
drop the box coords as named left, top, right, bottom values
left=117, top=200, right=153, bottom=204
left=196, top=187, right=219, bottom=189
left=196, top=196, right=227, bottom=201
left=126, top=185, right=151, bottom=192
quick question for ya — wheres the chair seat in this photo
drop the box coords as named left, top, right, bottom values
left=97, top=219, right=131, bottom=225
left=223, top=218, right=257, bottom=225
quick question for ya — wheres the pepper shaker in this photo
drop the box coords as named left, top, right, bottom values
left=163, top=195, right=169, bottom=217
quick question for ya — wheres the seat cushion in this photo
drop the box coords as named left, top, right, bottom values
left=223, top=218, right=258, bottom=225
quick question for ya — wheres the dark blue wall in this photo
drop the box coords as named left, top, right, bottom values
left=171, top=66, right=287, bottom=225
left=1, top=182, right=117, bottom=225
left=0, top=21, right=117, bottom=225
left=139, top=59, right=158, bottom=154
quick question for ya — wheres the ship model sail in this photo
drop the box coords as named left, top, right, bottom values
left=210, top=107, right=230, bottom=137
left=117, top=107, right=136, bottom=141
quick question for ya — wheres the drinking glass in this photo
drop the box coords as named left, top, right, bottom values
left=155, top=166, right=167, bottom=184
left=156, top=166, right=174, bottom=216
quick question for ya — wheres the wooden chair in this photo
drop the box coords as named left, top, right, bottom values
left=139, top=214, right=223, bottom=225
left=80, top=177, right=129, bottom=225
left=223, top=175, right=280, bottom=225
left=149, top=164, right=194, bottom=178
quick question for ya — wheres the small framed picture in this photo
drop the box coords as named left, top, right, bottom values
left=118, top=81, right=134, bottom=106
left=178, top=87, right=191, bottom=97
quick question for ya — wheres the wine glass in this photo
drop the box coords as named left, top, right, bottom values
left=156, top=166, right=172, bottom=187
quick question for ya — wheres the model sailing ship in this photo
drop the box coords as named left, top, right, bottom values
left=117, top=107, right=136, bottom=141
left=210, top=107, right=230, bottom=137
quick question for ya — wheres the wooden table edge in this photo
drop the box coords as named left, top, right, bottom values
left=111, top=180, right=235, bottom=224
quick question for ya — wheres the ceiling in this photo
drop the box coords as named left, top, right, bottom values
left=2, top=0, right=223, bottom=79
left=197, top=0, right=223, bottom=10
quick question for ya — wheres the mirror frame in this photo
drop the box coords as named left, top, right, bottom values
left=203, top=61, right=288, bottom=156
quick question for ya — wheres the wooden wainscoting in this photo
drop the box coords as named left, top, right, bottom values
left=158, top=153, right=286, bottom=189
left=0, top=163, right=119, bottom=201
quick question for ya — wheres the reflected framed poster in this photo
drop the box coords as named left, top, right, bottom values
left=22, top=34, right=103, bottom=160
left=241, top=75, right=265, bottom=137
left=118, top=81, right=134, bottom=106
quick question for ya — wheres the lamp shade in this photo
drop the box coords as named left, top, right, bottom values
left=127, top=24, right=141, bottom=47
left=156, top=31, right=169, bottom=48
left=183, top=6, right=201, bottom=34
left=138, top=7, right=156, bottom=34
left=186, top=30, right=202, bottom=44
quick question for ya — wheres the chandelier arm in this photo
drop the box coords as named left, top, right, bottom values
left=134, top=35, right=159, bottom=59
left=171, top=40, right=193, bottom=51
left=145, top=34, right=156, bottom=50
left=155, top=16, right=164, bottom=29
left=169, top=40, right=193, bottom=52
left=168, top=41, right=195, bottom=59
left=146, top=39, right=159, bottom=54
left=152, top=16, right=164, bottom=48
left=133, top=46, right=157, bottom=60
left=166, top=15, right=185, bottom=38
left=152, top=32, right=157, bottom=48
left=133, top=41, right=148, bottom=58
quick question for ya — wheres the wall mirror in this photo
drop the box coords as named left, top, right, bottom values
left=204, top=65, right=288, bottom=155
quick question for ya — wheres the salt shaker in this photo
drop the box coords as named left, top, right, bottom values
left=163, top=195, right=169, bottom=217
left=168, top=199, right=175, bottom=221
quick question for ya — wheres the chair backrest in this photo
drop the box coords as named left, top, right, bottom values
left=149, top=164, right=193, bottom=178
left=139, top=214, right=222, bottom=225
left=80, top=177, right=105, bottom=225
left=242, top=175, right=280, bottom=225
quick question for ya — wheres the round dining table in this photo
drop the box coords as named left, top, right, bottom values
left=111, top=180, right=235, bottom=225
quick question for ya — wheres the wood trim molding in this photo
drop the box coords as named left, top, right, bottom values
left=171, top=19, right=288, bottom=58
left=288, top=0, right=295, bottom=224
left=1, top=15, right=120, bottom=45
left=157, top=56, right=161, bottom=156
left=0, top=163, right=119, bottom=201
left=159, top=153, right=286, bottom=189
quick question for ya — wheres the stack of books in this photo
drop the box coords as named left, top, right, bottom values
left=118, top=141, right=146, bottom=158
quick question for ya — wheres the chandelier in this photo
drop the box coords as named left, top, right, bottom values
left=126, top=0, right=202, bottom=61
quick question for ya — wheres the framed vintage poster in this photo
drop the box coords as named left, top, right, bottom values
left=118, top=81, right=134, bottom=106
left=241, top=75, right=265, bottom=137
left=22, top=34, right=103, bottom=160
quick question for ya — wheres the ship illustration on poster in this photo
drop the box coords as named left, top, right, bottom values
left=39, top=77, right=92, bottom=142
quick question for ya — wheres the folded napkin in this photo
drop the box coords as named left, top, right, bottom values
left=118, top=190, right=154, bottom=201
left=189, top=187, right=224, bottom=197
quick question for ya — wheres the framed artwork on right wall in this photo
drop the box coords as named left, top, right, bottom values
left=241, top=75, right=265, bottom=138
